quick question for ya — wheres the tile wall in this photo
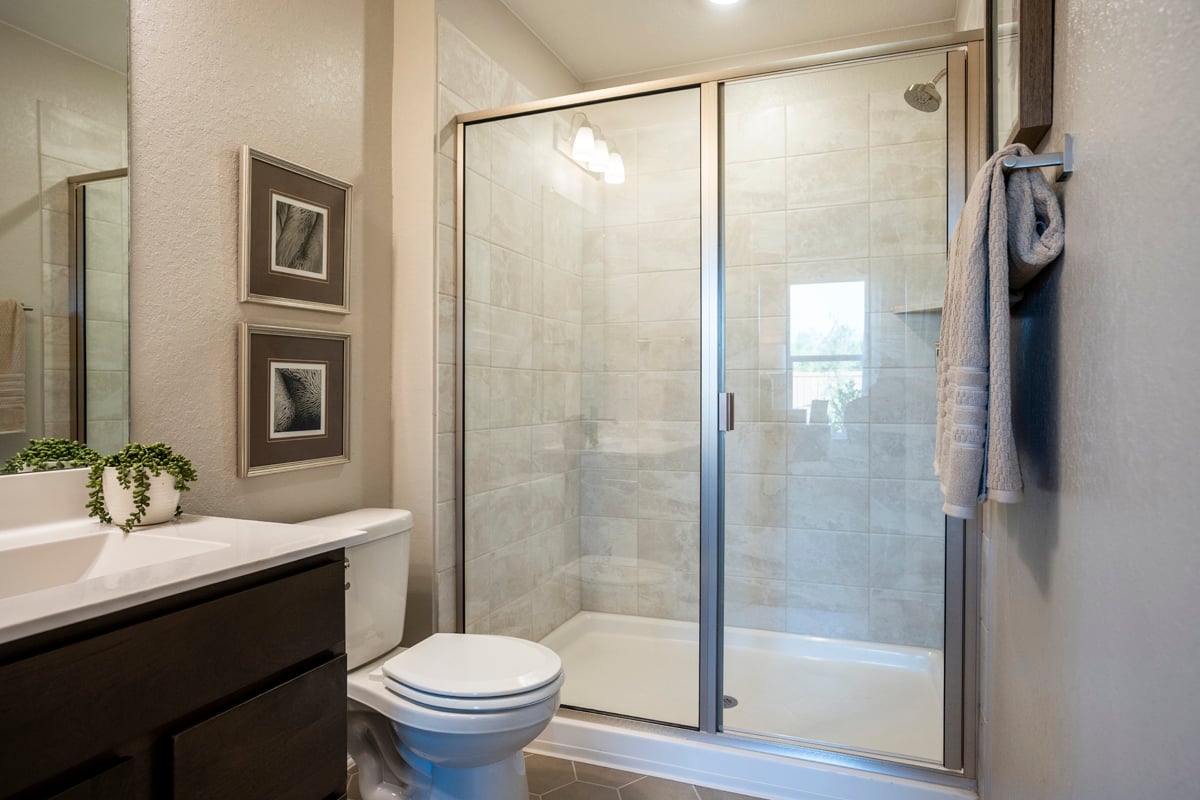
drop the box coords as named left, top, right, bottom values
left=38, top=102, right=128, bottom=449
left=720, top=58, right=948, bottom=648
left=446, top=29, right=951, bottom=650
left=438, top=18, right=589, bottom=639
left=575, top=97, right=704, bottom=624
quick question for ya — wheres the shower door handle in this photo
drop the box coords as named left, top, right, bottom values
left=718, top=392, right=735, bottom=432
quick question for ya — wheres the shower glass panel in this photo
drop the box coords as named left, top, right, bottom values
left=461, top=89, right=703, bottom=728
left=720, top=53, right=949, bottom=764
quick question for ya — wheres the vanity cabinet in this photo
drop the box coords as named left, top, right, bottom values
left=0, top=552, right=348, bottom=800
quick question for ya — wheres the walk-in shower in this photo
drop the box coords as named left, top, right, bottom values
left=456, top=34, right=982, bottom=786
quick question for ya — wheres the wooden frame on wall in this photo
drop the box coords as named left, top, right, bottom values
left=992, top=0, right=1054, bottom=149
left=238, top=324, right=350, bottom=477
left=239, top=146, right=352, bottom=314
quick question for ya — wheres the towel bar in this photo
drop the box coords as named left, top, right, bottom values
left=1003, top=133, right=1074, bottom=182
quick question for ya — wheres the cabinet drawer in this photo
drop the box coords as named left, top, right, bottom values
left=172, top=656, right=347, bottom=800
left=45, top=758, right=135, bottom=800
left=0, top=559, right=344, bottom=797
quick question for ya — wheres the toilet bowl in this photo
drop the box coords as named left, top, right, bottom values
left=303, top=509, right=562, bottom=800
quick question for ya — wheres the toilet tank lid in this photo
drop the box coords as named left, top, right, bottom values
left=301, top=508, right=413, bottom=543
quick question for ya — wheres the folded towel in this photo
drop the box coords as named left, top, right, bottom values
left=0, top=298, right=26, bottom=435
left=934, top=145, right=1064, bottom=518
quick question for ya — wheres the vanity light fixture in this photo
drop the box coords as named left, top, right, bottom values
left=587, top=127, right=610, bottom=173
left=569, top=112, right=595, bottom=162
left=604, top=151, right=625, bottom=184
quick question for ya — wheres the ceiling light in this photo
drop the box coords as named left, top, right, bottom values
left=709, top=0, right=741, bottom=5
left=604, top=152, right=625, bottom=184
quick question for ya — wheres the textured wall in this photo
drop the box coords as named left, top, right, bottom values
left=979, top=1, right=1200, bottom=797
left=128, top=0, right=393, bottom=520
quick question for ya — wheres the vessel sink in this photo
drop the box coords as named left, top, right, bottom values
left=0, top=530, right=230, bottom=600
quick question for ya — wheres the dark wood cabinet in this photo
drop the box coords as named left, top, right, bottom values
left=0, top=552, right=347, bottom=800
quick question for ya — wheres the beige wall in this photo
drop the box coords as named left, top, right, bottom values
left=979, top=0, right=1200, bottom=796
left=128, top=0, right=394, bottom=520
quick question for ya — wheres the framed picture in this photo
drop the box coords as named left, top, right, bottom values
left=991, top=0, right=1053, bottom=150
left=238, top=324, right=350, bottom=477
left=239, top=146, right=352, bottom=313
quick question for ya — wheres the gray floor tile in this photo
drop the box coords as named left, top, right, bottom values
left=573, top=761, right=644, bottom=788
left=695, top=788, right=762, bottom=800
left=619, top=775, right=700, bottom=799
left=526, top=753, right=577, bottom=794
left=544, top=781, right=621, bottom=799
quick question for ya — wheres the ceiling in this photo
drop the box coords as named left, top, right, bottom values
left=0, top=0, right=128, bottom=73
left=498, top=0, right=959, bottom=85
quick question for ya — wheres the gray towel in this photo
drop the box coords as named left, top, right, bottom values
left=934, top=145, right=1064, bottom=519
left=0, top=298, right=26, bottom=435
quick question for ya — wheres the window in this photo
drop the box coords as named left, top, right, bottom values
left=788, top=281, right=866, bottom=430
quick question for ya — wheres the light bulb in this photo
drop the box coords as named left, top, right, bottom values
left=604, top=152, right=625, bottom=184
left=588, top=136, right=609, bottom=172
left=571, top=124, right=595, bottom=162
left=709, top=0, right=740, bottom=4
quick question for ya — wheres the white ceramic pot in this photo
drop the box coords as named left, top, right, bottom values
left=102, top=466, right=182, bottom=528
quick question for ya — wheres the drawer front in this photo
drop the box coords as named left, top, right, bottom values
left=0, top=559, right=344, bottom=796
left=173, top=656, right=347, bottom=800
left=45, top=758, right=135, bottom=800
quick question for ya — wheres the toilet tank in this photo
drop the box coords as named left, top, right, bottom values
left=302, top=508, right=413, bottom=670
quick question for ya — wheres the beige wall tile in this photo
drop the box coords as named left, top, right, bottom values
left=786, top=582, right=869, bottom=639
left=787, top=476, right=869, bottom=531
left=725, top=264, right=787, bottom=320
left=637, top=566, right=698, bottom=622
left=638, top=219, right=700, bottom=272
left=637, top=420, right=699, bottom=471
left=725, top=525, right=787, bottom=580
left=726, top=211, right=785, bottom=266
left=787, top=422, right=869, bottom=477
left=437, top=16, right=492, bottom=108
left=637, top=470, right=700, bottom=522
left=868, top=478, right=944, bottom=536
left=725, top=421, right=787, bottom=475
left=869, top=92, right=945, bottom=147
left=786, top=96, right=868, bottom=155
left=580, top=468, right=638, bottom=518
left=868, top=588, right=943, bottom=648
left=637, top=168, right=699, bottom=223
left=637, top=371, right=700, bottom=421
left=868, top=423, right=936, bottom=480
left=869, top=140, right=947, bottom=202
left=786, top=204, right=869, bottom=261
left=724, top=105, right=786, bottom=163
left=637, top=320, right=700, bottom=371
left=726, top=159, right=786, bottom=214
left=726, top=577, right=787, bottom=631
left=786, top=150, right=869, bottom=209
left=868, top=197, right=946, bottom=257
left=636, top=122, right=700, bottom=174
left=787, top=529, right=869, bottom=586
left=725, top=473, right=787, bottom=527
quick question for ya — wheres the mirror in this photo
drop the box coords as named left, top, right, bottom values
left=0, top=0, right=130, bottom=465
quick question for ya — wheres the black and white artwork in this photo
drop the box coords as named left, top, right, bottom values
left=270, top=193, right=328, bottom=278
left=269, top=361, right=326, bottom=439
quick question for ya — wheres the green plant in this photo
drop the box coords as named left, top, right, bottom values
left=828, top=379, right=861, bottom=433
left=2, top=438, right=100, bottom=474
left=86, top=442, right=198, bottom=533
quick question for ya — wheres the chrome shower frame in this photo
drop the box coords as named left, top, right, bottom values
left=453, top=28, right=987, bottom=791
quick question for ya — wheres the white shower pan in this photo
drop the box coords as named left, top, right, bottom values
left=540, top=611, right=944, bottom=764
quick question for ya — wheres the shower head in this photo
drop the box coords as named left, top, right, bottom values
left=904, top=68, right=948, bottom=112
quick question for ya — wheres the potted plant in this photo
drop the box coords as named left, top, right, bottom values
left=2, top=438, right=101, bottom=474
left=86, top=442, right=198, bottom=533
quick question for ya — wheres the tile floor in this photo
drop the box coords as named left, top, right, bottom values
left=347, top=752, right=766, bottom=799
left=524, top=753, right=763, bottom=800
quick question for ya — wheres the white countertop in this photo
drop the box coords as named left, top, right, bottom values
left=0, top=514, right=367, bottom=646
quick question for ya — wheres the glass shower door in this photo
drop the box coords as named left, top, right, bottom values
left=720, top=52, right=952, bottom=764
left=460, top=88, right=703, bottom=728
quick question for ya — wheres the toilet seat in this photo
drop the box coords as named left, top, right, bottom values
left=384, top=670, right=564, bottom=712
left=382, top=633, right=562, bottom=698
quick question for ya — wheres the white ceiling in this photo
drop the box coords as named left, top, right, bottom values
left=498, top=0, right=958, bottom=85
left=0, top=0, right=128, bottom=73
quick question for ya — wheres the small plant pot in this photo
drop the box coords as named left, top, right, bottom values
left=102, top=467, right=181, bottom=528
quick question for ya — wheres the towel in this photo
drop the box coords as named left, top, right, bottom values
left=0, top=298, right=26, bottom=434
left=934, top=144, right=1064, bottom=519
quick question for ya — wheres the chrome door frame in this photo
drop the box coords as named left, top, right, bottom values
left=454, top=29, right=987, bottom=790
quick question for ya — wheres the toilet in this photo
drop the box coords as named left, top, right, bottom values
left=303, top=508, right=563, bottom=800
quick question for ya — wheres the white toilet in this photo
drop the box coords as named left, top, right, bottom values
left=303, top=508, right=563, bottom=800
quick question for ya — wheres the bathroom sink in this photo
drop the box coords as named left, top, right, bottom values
left=0, top=530, right=230, bottom=600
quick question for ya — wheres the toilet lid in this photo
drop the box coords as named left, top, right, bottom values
left=384, top=670, right=564, bottom=712
left=382, top=633, right=563, bottom=698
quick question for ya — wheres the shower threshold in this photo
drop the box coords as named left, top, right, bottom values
left=540, top=611, right=944, bottom=764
